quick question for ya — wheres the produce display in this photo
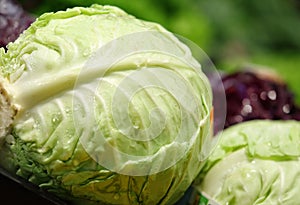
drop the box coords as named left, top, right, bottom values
left=0, top=1, right=300, bottom=205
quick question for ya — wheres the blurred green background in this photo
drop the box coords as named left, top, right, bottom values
left=18, top=0, right=300, bottom=104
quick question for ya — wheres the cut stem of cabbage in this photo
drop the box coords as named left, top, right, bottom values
left=0, top=82, right=17, bottom=141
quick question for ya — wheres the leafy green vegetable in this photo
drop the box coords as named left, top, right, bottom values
left=0, top=5, right=213, bottom=205
left=196, top=120, right=300, bottom=205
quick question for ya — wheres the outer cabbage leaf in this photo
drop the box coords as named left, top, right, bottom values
left=196, top=120, right=300, bottom=205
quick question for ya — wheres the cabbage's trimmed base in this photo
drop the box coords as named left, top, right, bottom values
left=0, top=82, right=16, bottom=141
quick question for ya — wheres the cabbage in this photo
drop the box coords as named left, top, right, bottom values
left=196, top=120, right=300, bottom=205
left=0, top=5, right=213, bottom=205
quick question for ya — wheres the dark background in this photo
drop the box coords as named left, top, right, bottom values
left=0, top=173, right=58, bottom=204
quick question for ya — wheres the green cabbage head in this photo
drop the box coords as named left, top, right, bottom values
left=196, top=120, right=300, bottom=205
left=0, top=5, right=213, bottom=205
